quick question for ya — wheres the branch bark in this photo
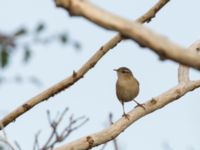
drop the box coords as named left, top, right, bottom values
left=178, top=40, right=200, bottom=83
left=55, top=0, right=200, bottom=70
left=0, top=0, right=168, bottom=129
left=54, top=40, right=200, bottom=150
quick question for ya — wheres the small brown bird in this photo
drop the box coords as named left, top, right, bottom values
left=114, top=67, right=143, bottom=117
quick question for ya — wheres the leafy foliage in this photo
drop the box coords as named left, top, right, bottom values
left=0, top=47, right=8, bottom=68
left=0, top=21, right=81, bottom=86
left=0, top=21, right=81, bottom=70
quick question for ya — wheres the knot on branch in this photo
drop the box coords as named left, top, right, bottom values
left=150, top=98, right=157, bottom=105
left=86, top=136, right=94, bottom=149
left=22, top=103, right=31, bottom=111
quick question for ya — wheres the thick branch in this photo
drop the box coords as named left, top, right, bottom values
left=0, top=0, right=167, bottom=129
left=55, top=0, right=200, bottom=70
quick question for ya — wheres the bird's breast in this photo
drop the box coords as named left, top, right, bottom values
left=116, top=78, right=139, bottom=102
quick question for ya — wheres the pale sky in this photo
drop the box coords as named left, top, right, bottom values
left=0, top=0, right=200, bottom=150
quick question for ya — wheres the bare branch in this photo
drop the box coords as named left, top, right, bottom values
left=178, top=65, right=189, bottom=83
left=0, top=0, right=168, bottom=129
left=33, top=131, right=41, bottom=150
left=36, top=108, right=89, bottom=150
left=55, top=0, right=200, bottom=70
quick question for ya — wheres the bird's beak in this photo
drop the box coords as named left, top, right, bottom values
left=113, top=69, right=117, bottom=71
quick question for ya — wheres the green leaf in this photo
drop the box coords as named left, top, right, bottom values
left=1, top=47, right=8, bottom=68
left=14, top=28, right=27, bottom=37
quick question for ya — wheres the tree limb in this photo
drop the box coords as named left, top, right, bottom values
left=0, top=0, right=168, bottom=129
left=55, top=0, right=200, bottom=70
left=178, top=40, right=200, bottom=83
left=54, top=40, right=200, bottom=150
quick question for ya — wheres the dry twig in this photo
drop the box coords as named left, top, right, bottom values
left=178, top=40, right=200, bottom=83
left=33, top=108, right=88, bottom=150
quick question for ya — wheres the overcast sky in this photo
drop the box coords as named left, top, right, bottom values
left=0, top=0, right=200, bottom=150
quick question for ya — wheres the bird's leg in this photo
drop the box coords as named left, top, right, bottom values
left=121, top=102, right=130, bottom=119
left=133, top=99, right=146, bottom=110
left=122, top=102, right=126, bottom=116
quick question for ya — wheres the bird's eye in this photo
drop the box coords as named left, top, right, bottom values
left=122, top=70, right=129, bottom=73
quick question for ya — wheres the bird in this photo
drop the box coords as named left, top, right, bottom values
left=114, top=67, right=144, bottom=117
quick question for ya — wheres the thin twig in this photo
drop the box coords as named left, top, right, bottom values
left=37, top=108, right=88, bottom=150
left=178, top=40, right=200, bottom=83
left=33, top=131, right=41, bottom=150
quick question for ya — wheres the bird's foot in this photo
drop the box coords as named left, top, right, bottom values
left=135, top=103, right=146, bottom=110
left=122, top=113, right=130, bottom=120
